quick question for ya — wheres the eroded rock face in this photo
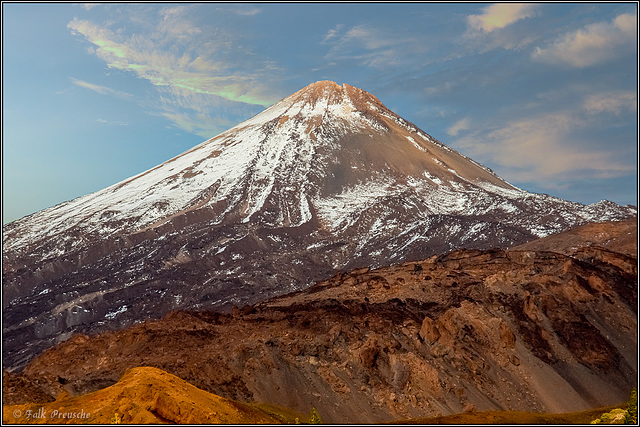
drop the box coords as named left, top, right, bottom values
left=419, top=316, right=440, bottom=344
left=7, top=245, right=636, bottom=423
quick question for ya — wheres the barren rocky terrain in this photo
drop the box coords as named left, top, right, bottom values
left=3, top=367, right=298, bottom=424
left=513, top=218, right=637, bottom=257
left=4, top=219, right=636, bottom=424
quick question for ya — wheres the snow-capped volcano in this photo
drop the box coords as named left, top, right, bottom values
left=2, top=81, right=635, bottom=369
left=2, top=81, right=514, bottom=253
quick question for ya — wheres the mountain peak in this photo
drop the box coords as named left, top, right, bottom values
left=273, top=80, right=383, bottom=115
left=3, top=81, right=636, bottom=370
left=309, top=79, right=342, bottom=88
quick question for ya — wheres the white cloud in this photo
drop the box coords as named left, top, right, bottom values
left=452, top=112, right=634, bottom=185
left=584, top=91, right=637, bottom=115
left=71, top=78, right=132, bottom=98
left=462, top=3, right=541, bottom=52
left=467, top=3, right=539, bottom=32
left=158, top=6, right=202, bottom=39
left=160, top=111, right=234, bottom=139
left=446, top=118, right=470, bottom=136
left=342, top=26, right=396, bottom=50
left=322, top=25, right=343, bottom=43
left=532, top=13, right=637, bottom=67
left=322, top=24, right=423, bottom=69
left=233, top=8, right=261, bottom=16
left=96, top=118, right=128, bottom=126
left=424, top=81, right=453, bottom=96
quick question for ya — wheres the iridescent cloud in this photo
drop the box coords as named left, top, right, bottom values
left=67, top=14, right=278, bottom=107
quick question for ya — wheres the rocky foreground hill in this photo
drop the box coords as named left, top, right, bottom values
left=3, top=367, right=298, bottom=424
left=4, top=219, right=636, bottom=424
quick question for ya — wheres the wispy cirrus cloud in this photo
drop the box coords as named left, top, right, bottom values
left=160, top=111, right=235, bottom=139
left=229, top=7, right=261, bottom=16
left=446, top=117, right=470, bottom=136
left=156, top=86, right=261, bottom=137
left=67, top=5, right=281, bottom=137
left=584, top=91, right=637, bottom=115
left=532, top=13, right=637, bottom=68
left=96, top=118, right=128, bottom=126
left=68, top=15, right=276, bottom=106
left=467, top=3, right=539, bottom=32
left=156, top=6, right=203, bottom=40
left=323, top=24, right=344, bottom=42
left=322, top=24, right=425, bottom=69
left=71, top=78, right=132, bottom=99
left=339, top=26, right=397, bottom=51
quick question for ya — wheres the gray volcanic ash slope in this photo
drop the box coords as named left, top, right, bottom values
left=2, top=81, right=635, bottom=369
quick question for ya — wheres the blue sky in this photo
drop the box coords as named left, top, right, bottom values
left=2, top=2, right=638, bottom=224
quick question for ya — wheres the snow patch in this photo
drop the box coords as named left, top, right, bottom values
left=406, top=136, right=427, bottom=152
left=105, top=305, right=127, bottom=320
left=314, top=176, right=397, bottom=231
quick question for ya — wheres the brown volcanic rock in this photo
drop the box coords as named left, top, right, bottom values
left=512, top=218, right=637, bottom=257
left=3, top=367, right=285, bottom=424
left=8, top=244, right=637, bottom=423
left=2, top=371, right=54, bottom=405
left=418, top=316, right=440, bottom=344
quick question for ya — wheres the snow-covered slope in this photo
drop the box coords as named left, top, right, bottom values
left=3, top=82, right=510, bottom=253
left=2, top=81, right=636, bottom=369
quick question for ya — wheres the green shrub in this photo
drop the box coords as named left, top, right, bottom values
left=591, top=388, right=638, bottom=424
left=624, top=388, right=637, bottom=424
left=590, top=408, right=626, bottom=424
left=309, top=407, right=322, bottom=424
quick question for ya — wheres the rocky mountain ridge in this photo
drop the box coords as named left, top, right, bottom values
left=2, top=81, right=636, bottom=370
left=5, top=220, right=637, bottom=423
